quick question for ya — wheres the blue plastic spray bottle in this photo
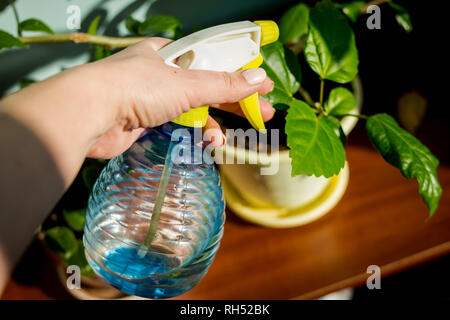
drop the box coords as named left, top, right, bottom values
left=83, top=20, right=279, bottom=299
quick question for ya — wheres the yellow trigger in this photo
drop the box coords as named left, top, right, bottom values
left=239, top=54, right=266, bottom=133
left=238, top=20, right=279, bottom=133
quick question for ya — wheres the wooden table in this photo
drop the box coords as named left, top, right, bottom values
left=2, top=128, right=450, bottom=300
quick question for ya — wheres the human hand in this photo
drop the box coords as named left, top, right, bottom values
left=86, top=37, right=275, bottom=158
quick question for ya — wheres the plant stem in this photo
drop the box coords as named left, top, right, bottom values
left=339, top=113, right=369, bottom=120
left=319, top=79, right=324, bottom=108
left=298, top=87, right=315, bottom=108
left=137, top=140, right=175, bottom=258
left=9, top=0, right=21, bottom=36
left=18, top=33, right=147, bottom=50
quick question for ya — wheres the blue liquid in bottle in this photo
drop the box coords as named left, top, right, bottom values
left=83, top=122, right=225, bottom=298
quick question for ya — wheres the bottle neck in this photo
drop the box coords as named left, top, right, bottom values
left=133, top=121, right=212, bottom=166
left=157, top=121, right=204, bottom=145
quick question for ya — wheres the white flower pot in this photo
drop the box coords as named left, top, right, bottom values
left=217, top=77, right=362, bottom=214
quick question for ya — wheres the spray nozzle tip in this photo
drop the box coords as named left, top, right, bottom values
left=253, top=20, right=279, bottom=46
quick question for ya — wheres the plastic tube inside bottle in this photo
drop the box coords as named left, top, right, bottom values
left=138, top=139, right=175, bottom=258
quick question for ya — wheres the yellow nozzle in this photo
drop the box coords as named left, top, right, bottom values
left=171, top=21, right=279, bottom=130
left=171, top=105, right=209, bottom=127
left=239, top=53, right=266, bottom=133
left=253, top=20, right=279, bottom=47
left=237, top=21, right=279, bottom=133
left=239, top=93, right=266, bottom=133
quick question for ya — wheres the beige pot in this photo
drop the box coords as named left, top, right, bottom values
left=217, top=77, right=362, bottom=210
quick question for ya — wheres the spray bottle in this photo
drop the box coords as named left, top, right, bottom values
left=83, top=20, right=279, bottom=299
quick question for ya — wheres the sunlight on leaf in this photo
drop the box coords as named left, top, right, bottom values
left=286, top=99, right=346, bottom=178
left=44, top=227, right=78, bottom=260
left=389, top=2, right=413, bottom=33
left=337, top=1, right=365, bottom=23
left=0, top=30, right=27, bottom=50
left=63, top=208, right=86, bottom=232
left=279, top=3, right=309, bottom=44
left=138, top=15, right=181, bottom=36
left=87, top=15, right=102, bottom=35
left=19, top=18, right=54, bottom=35
left=261, top=41, right=300, bottom=107
left=325, top=87, right=356, bottom=116
left=305, top=0, right=359, bottom=83
left=366, top=114, right=441, bottom=215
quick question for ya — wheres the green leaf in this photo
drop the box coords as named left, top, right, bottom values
left=271, top=103, right=289, bottom=111
left=19, top=78, right=36, bottom=89
left=324, top=115, right=346, bottom=146
left=82, top=164, right=102, bottom=190
left=324, top=87, right=356, bottom=116
left=284, top=46, right=302, bottom=84
left=125, top=16, right=141, bottom=35
left=0, top=30, right=27, bottom=50
left=286, top=99, right=346, bottom=178
left=18, top=18, right=54, bottom=35
left=138, top=15, right=181, bottom=36
left=91, top=45, right=111, bottom=61
left=87, top=15, right=101, bottom=35
left=171, top=26, right=184, bottom=40
left=261, top=41, right=300, bottom=107
left=366, top=114, right=441, bottom=215
left=262, top=86, right=294, bottom=109
left=63, top=208, right=86, bottom=232
left=388, top=3, right=413, bottom=33
left=279, top=3, right=309, bottom=44
left=44, top=227, right=78, bottom=260
left=66, top=240, right=94, bottom=277
left=0, top=0, right=13, bottom=12
left=305, top=0, right=359, bottom=83
left=338, top=1, right=365, bottom=23
left=394, top=13, right=412, bottom=33
left=96, top=46, right=111, bottom=60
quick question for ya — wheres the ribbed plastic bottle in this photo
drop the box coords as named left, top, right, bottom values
left=83, top=20, right=279, bottom=299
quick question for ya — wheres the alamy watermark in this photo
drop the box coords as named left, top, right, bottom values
left=168, top=125, right=280, bottom=175
left=66, top=4, right=81, bottom=30
left=366, top=265, right=381, bottom=290
left=366, top=5, right=381, bottom=30
left=66, top=265, right=81, bottom=290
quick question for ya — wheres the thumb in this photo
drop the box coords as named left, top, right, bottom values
left=177, top=68, right=267, bottom=107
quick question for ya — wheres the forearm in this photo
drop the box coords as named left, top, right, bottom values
left=0, top=63, right=107, bottom=292
left=1, top=64, right=110, bottom=185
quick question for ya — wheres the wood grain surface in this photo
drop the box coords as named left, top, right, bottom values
left=2, top=133, right=449, bottom=300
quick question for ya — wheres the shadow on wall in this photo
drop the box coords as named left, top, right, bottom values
left=0, top=0, right=296, bottom=95
left=0, top=43, right=88, bottom=94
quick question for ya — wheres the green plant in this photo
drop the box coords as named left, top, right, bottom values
left=261, top=0, right=440, bottom=216
left=0, top=0, right=441, bottom=276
